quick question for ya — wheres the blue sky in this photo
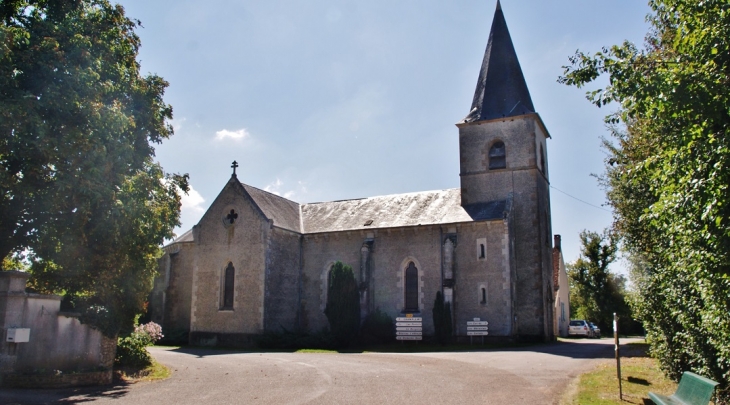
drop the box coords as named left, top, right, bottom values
left=118, top=0, right=651, bottom=270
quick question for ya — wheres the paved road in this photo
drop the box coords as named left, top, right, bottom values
left=2, top=338, right=636, bottom=405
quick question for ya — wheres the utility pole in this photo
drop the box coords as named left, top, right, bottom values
left=614, top=312, right=622, bottom=400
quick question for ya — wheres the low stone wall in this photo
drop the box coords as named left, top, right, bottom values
left=0, top=271, right=116, bottom=388
left=0, top=370, right=112, bottom=389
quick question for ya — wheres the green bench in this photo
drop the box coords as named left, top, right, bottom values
left=649, top=371, right=719, bottom=405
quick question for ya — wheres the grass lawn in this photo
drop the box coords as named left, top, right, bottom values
left=114, top=358, right=171, bottom=383
left=560, top=342, right=715, bottom=405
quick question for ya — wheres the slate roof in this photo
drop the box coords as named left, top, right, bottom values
left=174, top=228, right=195, bottom=242
left=169, top=186, right=511, bottom=244
left=462, top=0, right=535, bottom=123
left=242, top=183, right=302, bottom=233
left=301, top=188, right=509, bottom=234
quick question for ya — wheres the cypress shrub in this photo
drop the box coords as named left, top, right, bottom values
left=324, top=261, right=360, bottom=347
left=433, top=291, right=452, bottom=345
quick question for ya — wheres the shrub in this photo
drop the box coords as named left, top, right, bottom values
left=116, top=333, right=153, bottom=368
left=135, top=322, right=164, bottom=343
left=115, top=322, right=163, bottom=368
left=432, top=291, right=452, bottom=345
left=324, top=261, right=360, bottom=348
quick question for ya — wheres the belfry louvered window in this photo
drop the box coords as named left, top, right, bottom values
left=489, top=141, right=506, bottom=169
left=222, top=262, right=235, bottom=310
left=404, top=262, right=419, bottom=312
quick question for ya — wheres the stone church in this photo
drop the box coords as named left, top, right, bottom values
left=150, top=2, right=556, bottom=345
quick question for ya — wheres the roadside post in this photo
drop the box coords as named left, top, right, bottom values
left=614, top=312, right=622, bottom=400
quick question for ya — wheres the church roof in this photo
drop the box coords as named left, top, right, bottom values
left=242, top=183, right=302, bottom=233
left=462, top=0, right=535, bottom=123
left=174, top=228, right=195, bottom=242
left=301, top=188, right=509, bottom=234
left=167, top=228, right=194, bottom=245
left=168, top=186, right=510, bottom=244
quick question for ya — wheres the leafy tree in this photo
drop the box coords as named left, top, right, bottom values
left=1, top=0, right=187, bottom=337
left=432, top=291, right=452, bottom=345
left=567, top=230, right=630, bottom=333
left=560, top=1, right=730, bottom=401
left=324, top=261, right=360, bottom=347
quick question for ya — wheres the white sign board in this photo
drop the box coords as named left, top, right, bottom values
left=467, top=331, right=489, bottom=336
left=396, top=322, right=422, bottom=327
left=6, top=328, right=30, bottom=343
left=467, top=326, right=489, bottom=331
left=396, top=317, right=422, bottom=322
left=467, top=321, right=489, bottom=326
left=396, top=327, right=422, bottom=332
left=396, top=331, right=422, bottom=336
left=396, top=336, right=423, bottom=340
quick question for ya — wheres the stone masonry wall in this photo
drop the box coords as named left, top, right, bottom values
left=451, top=220, right=513, bottom=337
left=164, top=243, right=195, bottom=333
left=301, top=221, right=510, bottom=338
left=300, top=231, right=362, bottom=333
left=190, top=179, right=266, bottom=335
left=264, top=228, right=301, bottom=332
left=150, top=242, right=195, bottom=335
left=457, top=114, right=554, bottom=340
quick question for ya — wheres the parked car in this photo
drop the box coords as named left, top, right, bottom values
left=590, top=322, right=601, bottom=338
left=568, top=320, right=592, bottom=338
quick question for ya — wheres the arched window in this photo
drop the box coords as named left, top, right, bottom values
left=222, top=262, right=235, bottom=310
left=320, top=263, right=335, bottom=311
left=404, top=262, right=419, bottom=312
left=540, top=144, right=546, bottom=174
left=489, top=141, right=506, bottom=169
left=478, top=283, right=488, bottom=305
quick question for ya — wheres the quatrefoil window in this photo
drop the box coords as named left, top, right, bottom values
left=226, top=209, right=238, bottom=224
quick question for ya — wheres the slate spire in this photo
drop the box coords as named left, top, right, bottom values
left=463, top=1, right=535, bottom=123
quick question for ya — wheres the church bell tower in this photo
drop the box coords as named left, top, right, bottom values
left=457, top=0, right=554, bottom=340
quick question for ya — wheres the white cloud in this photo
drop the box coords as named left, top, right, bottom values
left=264, top=178, right=301, bottom=201
left=170, top=117, right=187, bottom=133
left=215, top=128, right=250, bottom=141
left=264, top=178, right=283, bottom=196
left=181, top=185, right=206, bottom=214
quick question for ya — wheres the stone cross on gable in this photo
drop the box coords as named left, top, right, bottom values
left=231, top=160, right=239, bottom=176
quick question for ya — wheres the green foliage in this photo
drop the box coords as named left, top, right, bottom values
left=359, top=309, right=394, bottom=345
left=432, top=291, right=452, bottom=345
left=1, top=252, right=28, bottom=272
left=0, top=1, right=188, bottom=337
left=567, top=230, right=632, bottom=333
left=560, top=1, right=730, bottom=401
left=115, top=321, right=163, bottom=368
left=323, top=261, right=360, bottom=348
left=115, top=333, right=153, bottom=368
